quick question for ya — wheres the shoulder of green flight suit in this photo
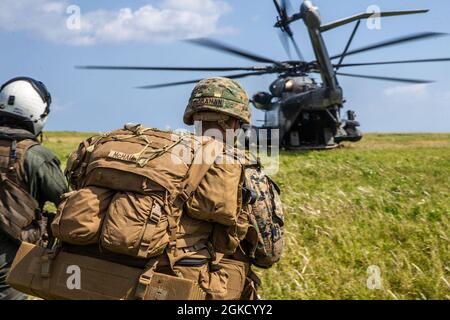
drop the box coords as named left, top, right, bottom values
left=26, top=143, right=59, bottom=165
left=24, top=144, right=68, bottom=207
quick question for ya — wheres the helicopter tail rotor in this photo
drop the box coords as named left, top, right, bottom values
left=273, top=0, right=305, bottom=61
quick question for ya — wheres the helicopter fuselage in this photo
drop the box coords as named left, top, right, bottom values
left=256, top=75, right=351, bottom=150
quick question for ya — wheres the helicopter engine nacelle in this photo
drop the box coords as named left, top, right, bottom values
left=269, top=77, right=318, bottom=99
left=269, top=78, right=286, bottom=97
left=284, top=78, right=317, bottom=94
left=301, top=1, right=322, bottom=29
left=252, top=91, right=275, bottom=111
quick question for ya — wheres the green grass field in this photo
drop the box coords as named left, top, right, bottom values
left=42, top=132, right=450, bottom=300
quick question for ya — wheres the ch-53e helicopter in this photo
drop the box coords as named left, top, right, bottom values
left=78, top=0, right=450, bottom=150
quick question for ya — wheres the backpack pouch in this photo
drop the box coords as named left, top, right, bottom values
left=100, top=192, right=170, bottom=259
left=51, top=186, right=115, bottom=245
left=0, top=173, right=38, bottom=241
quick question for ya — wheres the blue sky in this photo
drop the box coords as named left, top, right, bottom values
left=0, top=0, right=449, bottom=133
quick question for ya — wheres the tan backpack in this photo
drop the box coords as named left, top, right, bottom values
left=0, top=138, right=45, bottom=243
left=52, top=124, right=246, bottom=265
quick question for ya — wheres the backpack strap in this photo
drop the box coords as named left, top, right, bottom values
left=166, top=139, right=223, bottom=267
left=172, top=139, right=223, bottom=209
left=7, top=139, right=17, bottom=175
left=134, top=260, right=159, bottom=300
left=16, top=139, right=39, bottom=186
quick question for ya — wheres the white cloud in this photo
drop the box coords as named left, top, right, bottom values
left=383, top=84, right=429, bottom=98
left=0, top=0, right=232, bottom=46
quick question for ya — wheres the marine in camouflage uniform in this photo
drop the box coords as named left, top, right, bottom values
left=183, top=77, right=284, bottom=300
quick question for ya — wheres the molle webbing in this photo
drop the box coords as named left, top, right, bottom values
left=93, top=128, right=186, bottom=168
left=0, top=138, right=41, bottom=242
left=0, top=138, right=39, bottom=189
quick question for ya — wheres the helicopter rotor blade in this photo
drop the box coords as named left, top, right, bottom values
left=288, top=33, right=304, bottom=61
left=281, top=0, right=295, bottom=21
left=336, top=20, right=361, bottom=69
left=186, top=38, right=283, bottom=66
left=330, top=32, right=447, bottom=61
left=320, top=9, right=429, bottom=32
left=277, top=30, right=292, bottom=59
left=281, top=0, right=290, bottom=13
left=276, top=0, right=293, bottom=22
left=273, top=0, right=283, bottom=17
left=76, top=65, right=268, bottom=72
left=137, top=71, right=274, bottom=89
left=336, top=72, right=433, bottom=84
left=334, top=58, right=450, bottom=68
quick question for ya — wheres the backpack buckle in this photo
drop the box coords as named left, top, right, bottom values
left=135, top=262, right=158, bottom=300
left=135, top=273, right=153, bottom=300
left=173, top=190, right=190, bottom=209
left=148, top=203, right=162, bottom=224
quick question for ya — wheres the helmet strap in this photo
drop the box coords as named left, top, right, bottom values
left=38, top=131, right=44, bottom=143
left=218, top=119, right=229, bottom=132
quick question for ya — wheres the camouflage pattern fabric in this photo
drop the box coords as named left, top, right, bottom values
left=244, top=162, right=284, bottom=269
left=184, top=77, right=251, bottom=125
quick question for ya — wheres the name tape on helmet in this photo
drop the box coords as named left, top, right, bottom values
left=191, top=97, right=225, bottom=108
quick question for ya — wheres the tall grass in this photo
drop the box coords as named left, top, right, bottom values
left=259, top=134, right=450, bottom=300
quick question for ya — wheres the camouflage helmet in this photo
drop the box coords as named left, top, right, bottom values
left=183, top=77, right=251, bottom=125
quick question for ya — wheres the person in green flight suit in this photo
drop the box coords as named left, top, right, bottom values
left=0, top=77, right=68, bottom=300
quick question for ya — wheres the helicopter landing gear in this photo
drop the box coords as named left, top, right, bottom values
left=283, top=110, right=339, bottom=150
left=335, top=110, right=363, bottom=143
